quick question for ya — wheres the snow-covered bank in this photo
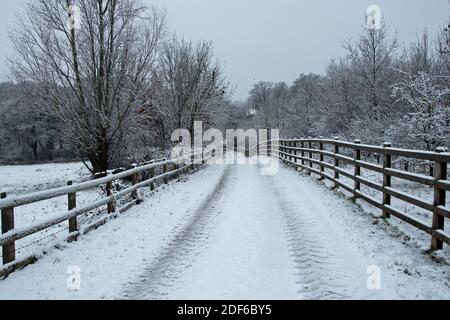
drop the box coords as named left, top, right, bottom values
left=0, top=162, right=90, bottom=195
left=272, top=164, right=450, bottom=299
left=318, top=163, right=450, bottom=256
left=0, top=162, right=99, bottom=262
left=0, top=164, right=226, bottom=299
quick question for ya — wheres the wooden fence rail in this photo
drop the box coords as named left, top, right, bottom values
left=0, top=150, right=211, bottom=278
left=270, top=138, right=450, bottom=251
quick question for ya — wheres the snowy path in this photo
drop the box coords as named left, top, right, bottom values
left=0, top=157, right=449, bottom=299
left=122, top=162, right=394, bottom=299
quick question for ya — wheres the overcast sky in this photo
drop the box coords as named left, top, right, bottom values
left=0, top=0, right=448, bottom=100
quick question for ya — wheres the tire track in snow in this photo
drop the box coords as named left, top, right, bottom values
left=269, top=180, right=354, bottom=299
left=121, top=165, right=232, bottom=300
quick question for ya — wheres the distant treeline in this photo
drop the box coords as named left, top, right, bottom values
left=242, top=21, right=450, bottom=152
left=0, top=82, right=76, bottom=164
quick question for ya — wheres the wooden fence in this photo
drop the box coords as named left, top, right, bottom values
left=271, top=138, right=449, bottom=251
left=0, top=150, right=211, bottom=278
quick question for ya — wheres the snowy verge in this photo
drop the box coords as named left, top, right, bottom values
left=0, top=162, right=90, bottom=195
left=0, top=164, right=226, bottom=299
left=276, top=164, right=450, bottom=299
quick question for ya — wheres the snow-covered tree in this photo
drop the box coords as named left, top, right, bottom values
left=147, top=37, right=230, bottom=146
left=289, top=74, right=328, bottom=137
left=343, top=20, right=399, bottom=113
left=404, top=30, right=435, bottom=76
left=341, top=19, right=401, bottom=143
left=0, top=82, right=71, bottom=162
left=9, top=0, right=166, bottom=174
left=391, top=72, right=450, bottom=151
left=248, top=82, right=274, bottom=130
left=435, top=22, right=450, bottom=77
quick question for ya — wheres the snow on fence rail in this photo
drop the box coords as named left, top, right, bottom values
left=271, top=138, right=449, bottom=251
left=0, top=150, right=211, bottom=278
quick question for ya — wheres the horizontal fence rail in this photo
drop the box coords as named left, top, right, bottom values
left=0, top=149, right=213, bottom=278
left=269, top=138, right=449, bottom=252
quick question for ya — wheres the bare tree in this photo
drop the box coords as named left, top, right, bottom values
left=188, top=42, right=231, bottom=136
left=435, top=22, right=450, bottom=76
left=406, top=30, right=434, bottom=75
left=9, top=0, right=166, bottom=174
left=289, top=74, right=327, bottom=137
left=249, top=81, right=274, bottom=129
left=343, top=20, right=399, bottom=115
left=342, top=19, right=401, bottom=143
left=148, top=37, right=230, bottom=146
left=324, top=58, right=359, bottom=135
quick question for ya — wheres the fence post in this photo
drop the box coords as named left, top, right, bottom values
left=67, top=181, right=78, bottom=233
left=319, top=140, right=325, bottom=180
left=267, top=131, right=271, bottom=157
left=431, top=148, right=447, bottom=251
left=353, top=140, right=361, bottom=202
left=287, top=140, right=289, bottom=164
left=382, top=142, right=392, bottom=218
left=289, top=140, right=293, bottom=165
left=287, top=140, right=290, bottom=163
left=285, top=140, right=288, bottom=164
left=106, top=181, right=115, bottom=214
left=131, top=165, right=140, bottom=205
left=1, top=192, right=15, bottom=265
left=149, top=167, right=155, bottom=191
left=173, top=163, right=179, bottom=179
left=301, top=140, right=305, bottom=169
left=163, top=163, right=168, bottom=184
left=284, top=140, right=288, bottom=163
left=333, top=137, right=340, bottom=189
left=308, top=140, right=313, bottom=174
left=284, top=140, right=287, bottom=164
left=294, top=140, right=298, bottom=169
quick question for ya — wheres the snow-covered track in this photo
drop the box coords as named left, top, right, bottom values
left=121, top=165, right=231, bottom=299
left=0, top=157, right=449, bottom=299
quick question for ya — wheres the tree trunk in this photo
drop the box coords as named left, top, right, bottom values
left=31, top=142, right=38, bottom=160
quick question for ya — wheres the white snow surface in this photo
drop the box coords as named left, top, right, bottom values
left=0, top=162, right=90, bottom=195
left=0, top=156, right=449, bottom=299
left=0, top=162, right=101, bottom=261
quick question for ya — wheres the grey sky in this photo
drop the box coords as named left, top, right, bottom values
left=0, top=0, right=448, bottom=100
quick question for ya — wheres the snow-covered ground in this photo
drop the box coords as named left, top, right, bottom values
left=0, top=162, right=101, bottom=262
left=0, top=156, right=449, bottom=299
left=0, top=162, right=91, bottom=195
left=318, top=161, right=450, bottom=251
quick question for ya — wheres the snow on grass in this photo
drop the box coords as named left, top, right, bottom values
left=0, top=162, right=103, bottom=262
left=307, top=155, right=450, bottom=251
left=0, top=164, right=226, bottom=299
left=0, top=162, right=91, bottom=195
